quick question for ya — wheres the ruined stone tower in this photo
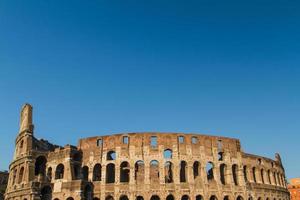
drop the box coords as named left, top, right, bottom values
left=5, top=104, right=290, bottom=200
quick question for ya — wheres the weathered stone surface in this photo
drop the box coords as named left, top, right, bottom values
left=5, top=104, right=290, bottom=200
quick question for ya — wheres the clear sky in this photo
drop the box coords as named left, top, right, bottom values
left=0, top=1, right=299, bottom=179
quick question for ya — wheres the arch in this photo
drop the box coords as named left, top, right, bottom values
left=35, top=156, right=47, bottom=176
left=206, top=162, right=214, bottom=181
left=193, top=161, right=200, bottom=179
left=252, top=167, right=256, bottom=183
left=182, top=195, right=190, bottom=200
left=232, top=164, right=239, bottom=185
left=165, top=161, right=173, bottom=183
left=260, top=169, right=265, bottom=184
left=135, top=160, right=144, bottom=183
left=66, top=198, right=74, bottom=200
left=243, top=166, right=248, bottom=182
left=273, top=172, right=277, bottom=185
left=47, top=167, right=52, bottom=181
left=192, top=136, right=198, bottom=144
left=267, top=170, right=271, bottom=184
left=40, top=186, right=52, bottom=200
left=120, top=195, right=129, bottom=200
left=196, top=195, right=203, bottom=200
left=55, top=164, right=64, bottom=179
left=18, top=167, right=24, bottom=184
left=73, top=164, right=81, bottom=180
left=107, top=151, right=116, bottom=160
left=210, top=196, right=218, bottom=200
left=150, top=160, right=159, bottom=183
left=106, top=163, right=115, bottom=183
left=136, top=196, right=144, bottom=200
left=120, top=161, right=130, bottom=183
left=12, top=169, right=17, bottom=185
left=164, top=149, right=172, bottom=159
left=180, top=161, right=188, bottom=182
left=220, top=164, right=226, bottom=185
left=151, top=195, right=160, bottom=200
left=106, top=196, right=114, bottom=200
left=93, top=164, right=102, bottom=181
left=82, top=166, right=89, bottom=181
left=224, top=196, right=229, bottom=200
left=237, top=196, right=244, bottom=200
left=166, top=195, right=175, bottom=200
left=83, top=184, right=93, bottom=200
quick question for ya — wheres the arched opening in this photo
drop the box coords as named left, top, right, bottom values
left=136, top=196, right=144, bottom=200
left=93, top=198, right=100, bottom=200
left=83, top=184, right=93, bottom=200
left=165, top=161, right=173, bottom=183
left=224, top=196, right=229, bottom=200
left=73, top=164, right=81, bottom=180
left=206, top=162, right=214, bottom=181
left=193, top=161, right=200, bottom=179
left=82, top=166, right=89, bottom=181
left=273, top=172, right=277, bottom=185
left=151, top=195, right=160, bottom=200
left=180, top=161, right=188, bottom=182
left=18, top=167, right=24, bottom=184
left=120, top=161, right=130, bottom=183
left=40, top=186, right=52, bottom=200
left=35, top=156, right=47, bottom=176
left=12, top=169, right=17, bottom=185
left=267, top=170, right=271, bottom=184
left=260, top=169, right=265, bottom=184
left=120, top=195, right=129, bottom=200
left=107, top=151, right=116, bottom=160
left=163, top=149, right=172, bottom=159
left=135, top=161, right=144, bottom=183
left=181, top=195, right=189, bottom=200
left=252, top=167, right=256, bottom=183
left=220, top=164, right=226, bottom=185
left=106, top=196, right=114, bottom=200
left=237, top=196, right=243, bottom=200
left=66, top=198, right=74, bottom=200
left=166, top=195, right=174, bottom=200
left=150, top=160, right=159, bottom=184
left=196, top=195, right=203, bottom=200
left=210, top=196, right=218, bottom=200
left=192, top=137, right=198, bottom=144
left=93, top=164, right=101, bottom=181
left=55, top=164, right=64, bottom=179
left=243, top=166, right=248, bottom=182
left=232, top=164, right=239, bottom=185
left=106, top=163, right=115, bottom=183
left=47, top=167, right=52, bottom=181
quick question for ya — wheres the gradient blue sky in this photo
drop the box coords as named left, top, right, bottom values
left=0, top=1, right=299, bottom=179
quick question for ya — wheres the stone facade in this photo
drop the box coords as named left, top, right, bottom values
left=5, top=104, right=290, bottom=200
left=288, top=178, right=300, bottom=200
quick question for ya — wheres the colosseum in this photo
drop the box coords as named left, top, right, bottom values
left=5, top=104, right=290, bottom=200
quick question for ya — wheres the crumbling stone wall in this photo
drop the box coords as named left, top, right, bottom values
left=5, top=104, right=290, bottom=200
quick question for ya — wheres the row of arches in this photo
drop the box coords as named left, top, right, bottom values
left=244, top=166, right=286, bottom=187
left=32, top=159, right=285, bottom=186
left=32, top=156, right=286, bottom=188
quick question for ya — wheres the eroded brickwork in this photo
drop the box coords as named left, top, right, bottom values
left=5, top=104, right=290, bottom=200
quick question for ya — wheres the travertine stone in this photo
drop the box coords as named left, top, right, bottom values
left=5, top=104, right=290, bottom=200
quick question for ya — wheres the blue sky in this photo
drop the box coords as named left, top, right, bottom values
left=0, top=1, right=299, bottom=179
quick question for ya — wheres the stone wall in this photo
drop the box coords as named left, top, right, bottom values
left=4, top=104, right=290, bottom=200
